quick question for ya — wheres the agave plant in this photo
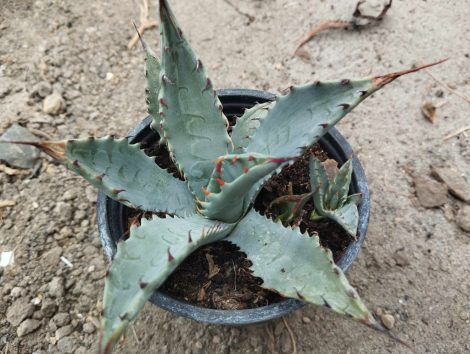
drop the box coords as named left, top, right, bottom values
left=2, top=0, right=443, bottom=352
left=271, top=157, right=362, bottom=237
left=309, top=157, right=362, bottom=236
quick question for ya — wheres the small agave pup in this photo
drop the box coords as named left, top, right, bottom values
left=2, top=0, right=445, bottom=353
left=271, top=157, right=362, bottom=237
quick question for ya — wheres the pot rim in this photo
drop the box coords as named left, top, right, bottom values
left=96, top=88, right=370, bottom=325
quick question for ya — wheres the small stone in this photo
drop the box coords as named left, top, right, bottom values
left=195, top=341, right=203, bottom=349
left=57, top=337, right=77, bottom=353
left=393, top=249, right=411, bottom=267
left=380, top=314, right=395, bottom=329
left=7, top=297, right=35, bottom=326
left=10, top=287, right=23, bottom=298
left=302, top=316, right=311, bottom=324
left=41, top=299, right=58, bottom=318
left=51, top=312, right=71, bottom=327
left=43, top=92, right=65, bottom=115
left=432, top=166, right=470, bottom=203
left=83, top=322, right=95, bottom=334
left=62, top=189, right=76, bottom=201
left=74, top=210, right=86, bottom=220
left=31, top=82, right=52, bottom=98
left=212, top=335, right=221, bottom=344
left=0, top=124, right=40, bottom=168
left=456, top=206, right=470, bottom=232
left=414, top=177, right=447, bottom=208
left=55, top=325, right=73, bottom=340
left=48, top=277, right=65, bottom=298
left=58, top=226, right=73, bottom=239
left=85, top=186, right=97, bottom=202
left=41, top=246, right=63, bottom=267
left=17, top=319, right=41, bottom=337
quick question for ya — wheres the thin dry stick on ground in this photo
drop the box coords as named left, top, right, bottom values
left=294, top=0, right=392, bottom=56
left=128, top=0, right=158, bottom=49
left=443, top=125, right=470, bottom=141
left=282, top=317, right=297, bottom=354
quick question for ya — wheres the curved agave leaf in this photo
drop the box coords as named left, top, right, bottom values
left=227, top=209, right=379, bottom=328
left=243, top=61, right=446, bottom=208
left=100, top=214, right=235, bottom=354
left=320, top=203, right=359, bottom=237
left=135, top=30, right=163, bottom=139
left=325, top=159, right=352, bottom=209
left=199, top=153, right=294, bottom=223
left=158, top=0, right=232, bottom=199
left=309, top=157, right=359, bottom=237
left=4, top=138, right=195, bottom=215
left=231, top=102, right=272, bottom=153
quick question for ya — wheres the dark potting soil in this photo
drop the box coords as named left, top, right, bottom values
left=127, top=132, right=353, bottom=310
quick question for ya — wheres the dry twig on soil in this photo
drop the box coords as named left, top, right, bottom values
left=443, top=124, right=470, bottom=141
left=282, top=317, right=297, bottom=354
left=294, top=0, right=392, bottom=56
left=128, top=0, right=158, bottom=50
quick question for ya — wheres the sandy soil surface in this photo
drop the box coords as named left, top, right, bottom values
left=1, top=0, right=469, bottom=353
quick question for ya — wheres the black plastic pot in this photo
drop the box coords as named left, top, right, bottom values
left=97, top=88, right=370, bottom=326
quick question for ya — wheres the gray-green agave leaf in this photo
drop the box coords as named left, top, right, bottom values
left=136, top=31, right=163, bottom=139
left=310, top=157, right=361, bottom=237
left=100, top=213, right=235, bottom=354
left=231, top=101, right=272, bottom=153
left=227, top=209, right=378, bottom=327
left=199, top=153, right=295, bottom=223
left=4, top=138, right=195, bottom=216
left=243, top=61, right=446, bottom=210
left=158, top=0, right=232, bottom=199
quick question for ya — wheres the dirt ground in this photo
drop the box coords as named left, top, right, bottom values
left=1, top=0, right=469, bottom=353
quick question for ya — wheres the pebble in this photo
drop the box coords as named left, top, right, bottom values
left=456, top=206, right=470, bottom=232
left=55, top=325, right=73, bottom=340
left=83, top=322, right=95, bottom=334
left=7, top=297, right=35, bottom=326
left=414, top=177, right=447, bottom=208
left=380, top=314, right=396, bottom=329
left=43, top=92, right=65, bottom=115
left=10, top=286, right=24, bottom=298
left=48, top=276, right=65, bottom=298
left=74, top=210, right=86, bottom=220
left=51, top=312, right=71, bottom=327
left=31, top=82, right=52, bottom=98
left=85, top=186, right=97, bottom=202
left=17, top=319, right=41, bottom=337
left=0, top=124, right=40, bottom=169
left=432, top=166, right=470, bottom=203
left=393, top=249, right=411, bottom=267
left=195, top=341, right=203, bottom=349
left=41, top=299, right=58, bottom=318
left=41, top=246, right=63, bottom=267
left=302, top=316, right=311, bottom=324
left=57, top=337, right=77, bottom=353
left=62, top=189, right=76, bottom=201
left=58, top=226, right=73, bottom=240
